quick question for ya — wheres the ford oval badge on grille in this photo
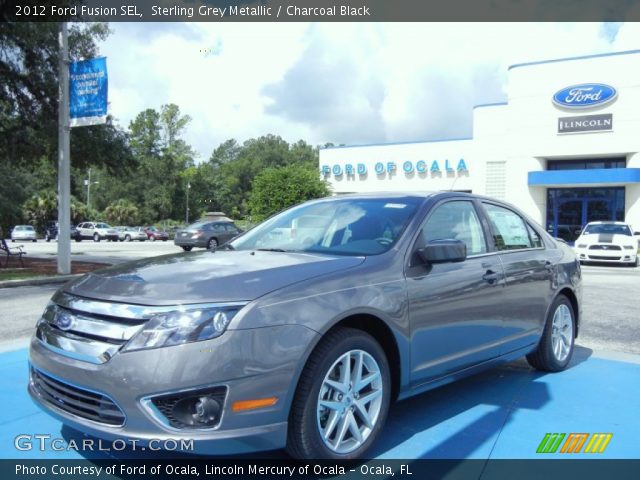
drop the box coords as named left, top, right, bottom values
left=552, top=83, right=617, bottom=109
left=54, top=311, right=75, bottom=331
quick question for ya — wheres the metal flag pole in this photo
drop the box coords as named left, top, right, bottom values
left=57, top=22, right=71, bottom=275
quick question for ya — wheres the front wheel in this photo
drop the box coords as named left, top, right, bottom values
left=207, top=238, right=218, bottom=250
left=181, top=246, right=192, bottom=252
left=526, top=295, right=575, bottom=372
left=93, top=233, right=100, bottom=242
left=149, top=235, right=156, bottom=242
left=286, top=327, right=391, bottom=460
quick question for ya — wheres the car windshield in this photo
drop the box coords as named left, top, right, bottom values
left=582, top=224, right=632, bottom=236
left=230, top=197, right=421, bottom=256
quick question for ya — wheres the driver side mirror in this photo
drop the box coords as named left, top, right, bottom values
left=416, top=239, right=467, bottom=265
left=634, top=232, right=640, bottom=236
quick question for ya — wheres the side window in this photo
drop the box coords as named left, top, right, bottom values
left=224, top=224, right=239, bottom=234
left=212, top=224, right=225, bottom=233
left=421, top=201, right=487, bottom=256
left=527, top=223, right=543, bottom=248
left=483, top=203, right=533, bottom=250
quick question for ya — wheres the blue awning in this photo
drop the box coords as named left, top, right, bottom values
left=528, top=168, right=640, bottom=186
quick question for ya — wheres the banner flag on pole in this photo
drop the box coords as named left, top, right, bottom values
left=69, top=57, right=108, bottom=127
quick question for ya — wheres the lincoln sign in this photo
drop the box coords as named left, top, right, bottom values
left=558, top=114, right=613, bottom=134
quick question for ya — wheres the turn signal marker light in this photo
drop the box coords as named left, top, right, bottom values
left=232, top=397, right=278, bottom=412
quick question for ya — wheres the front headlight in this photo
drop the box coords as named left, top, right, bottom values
left=122, top=306, right=244, bottom=352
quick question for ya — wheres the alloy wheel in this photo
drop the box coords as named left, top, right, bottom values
left=316, top=349, right=383, bottom=454
left=551, top=304, right=573, bottom=362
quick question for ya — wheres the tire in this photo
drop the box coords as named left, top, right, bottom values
left=93, top=233, right=100, bottom=242
left=286, top=327, right=391, bottom=460
left=33, top=239, right=37, bottom=243
left=526, top=295, right=575, bottom=372
left=181, top=246, right=193, bottom=252
left=162, top=239, right=167, bottom=242
left=125, top=235, right=131, bottom=242
left=150, top=235, right=156, bottom=242
left=207, top=238, right=218, bottom=250
left=45, top=235, right=50, bottom=242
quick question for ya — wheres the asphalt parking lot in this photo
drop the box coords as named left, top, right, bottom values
left=7, top=238, right=179, bottom=265
left=0, top=247, right=638, bottom=459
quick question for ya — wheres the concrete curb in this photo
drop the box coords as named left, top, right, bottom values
left=0, top=274, right=80, bottom=289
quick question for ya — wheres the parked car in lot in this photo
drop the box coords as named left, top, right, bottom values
left=144, top=226, right=169, bottom=242
left=43, top=221, right=82, bottom=242
left=11, top=225, right=37, bottom=242
left=574, top=221, right=640, bottom=266
left=174, top=220, right=242, bottom=251
left=115, top=226, right=147, bottom=242
left=29, top=192, right=582, bottom=459
left=75, top=222, right=119, bottom=242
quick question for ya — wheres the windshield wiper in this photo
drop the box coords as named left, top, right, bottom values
left=256, top=248, right=288, bottom=252
left=217, top=244, right=235, bottom=250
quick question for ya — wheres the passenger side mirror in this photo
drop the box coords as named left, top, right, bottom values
left=416, top=240, right=467, bottom=264
left=634, top=231, right=640, bottom=236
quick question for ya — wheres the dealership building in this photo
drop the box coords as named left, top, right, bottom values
left=319, top=50, right=640, bottom=242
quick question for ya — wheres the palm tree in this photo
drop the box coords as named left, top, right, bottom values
left=104, top=199, right=139, bottom=225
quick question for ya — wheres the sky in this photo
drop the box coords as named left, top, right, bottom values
left=99, top=22, right=640, bottom=161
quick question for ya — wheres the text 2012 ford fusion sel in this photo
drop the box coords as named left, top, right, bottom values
left=28, top=192, right=582, bottom=459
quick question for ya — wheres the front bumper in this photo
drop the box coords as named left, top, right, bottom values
left=576, top=248, right=637, bottom=263
left=28, top=324, right=318, bottom=455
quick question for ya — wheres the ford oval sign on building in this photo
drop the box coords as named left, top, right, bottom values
left=552, top=83, right=617, bottom=109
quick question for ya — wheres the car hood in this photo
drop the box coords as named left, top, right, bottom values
left=577, top=233, right=636, bottom=246
left=63, top=250, right=365, bottom=305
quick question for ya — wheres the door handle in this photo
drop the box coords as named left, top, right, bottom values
left=482, top=270, right=500, bottom=285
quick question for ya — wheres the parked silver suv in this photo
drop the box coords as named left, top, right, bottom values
left=28, top=193, right=582, bottom=459
left=76, top=222, right=119, bottom=242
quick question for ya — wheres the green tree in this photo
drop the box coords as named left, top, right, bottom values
left=104, top=199, right=140, bottom=225
left=22, top=190, right=58, bottom=233
left=200, top=135, right=320, bottom=218
left=248, top=165, right=329, bottom=222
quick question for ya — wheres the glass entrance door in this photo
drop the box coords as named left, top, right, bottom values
left=547, top=188, right=625, bottom=244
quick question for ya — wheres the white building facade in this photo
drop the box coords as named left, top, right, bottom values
left=319, top=50, right=640, bottom=243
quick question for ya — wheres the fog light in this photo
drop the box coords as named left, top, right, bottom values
left=173, top=396, right=221, bottom=427
left=147, top=386, right=227, bottom=429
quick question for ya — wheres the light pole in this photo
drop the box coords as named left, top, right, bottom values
left=186, top=182, right=191, bottom=224
left=84, top=168, right=99, bottom=211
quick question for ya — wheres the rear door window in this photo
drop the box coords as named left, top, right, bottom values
left=483, top=203, right=533, bottom=250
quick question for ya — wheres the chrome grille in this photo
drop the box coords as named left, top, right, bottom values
left=30, top=368, right=125, bottom=426
left=36, top=296, right=147, bottom=364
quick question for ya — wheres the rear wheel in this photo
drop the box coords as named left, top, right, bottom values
left=125, top=235, right=131, bottom=242
left=526, top=295, right=575, bottom=372
left=181, top=246, right=192, bottom=252
left=286, top=327, right=391, bottom=460
left=45, top=234, right=50, bottom=242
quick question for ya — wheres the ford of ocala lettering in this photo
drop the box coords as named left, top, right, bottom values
left=28, top=192, right=582, bottom=459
